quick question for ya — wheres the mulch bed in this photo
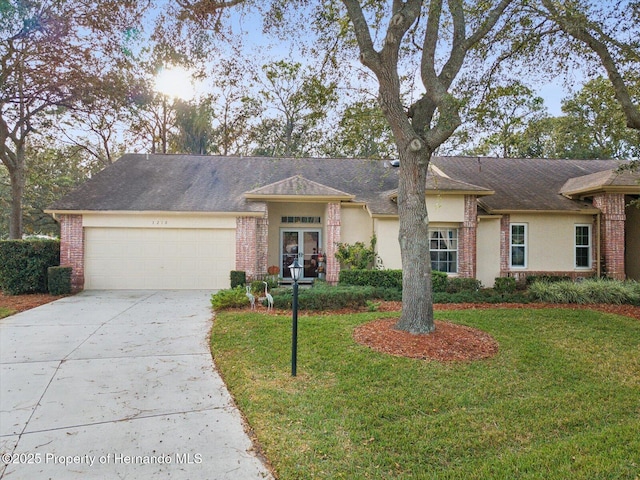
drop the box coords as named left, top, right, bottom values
left=354, top=318, right=499, bottom=362
left=0, top=292, right=64, bottom=313
left=352, top=301, right=640, bottom=362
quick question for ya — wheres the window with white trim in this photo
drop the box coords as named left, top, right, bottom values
left=429, top=228, right=458, bottom=273
left=575, top=224, right=591, bottom=268
left=510, top=223, right=527, bottom=268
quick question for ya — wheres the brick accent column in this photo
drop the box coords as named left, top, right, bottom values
left=458, top=195, right=477, bottom=279
left=256, top=209, right=269, bottom=278
left=593, top=193, right=626, bottom=280
left=59, top=214, right=84, bottom=292
left=325, top=202, right=341, bottom=284
left=236, top=217, right=258, bottom=281
left=499, top=214, right=511, bottom=277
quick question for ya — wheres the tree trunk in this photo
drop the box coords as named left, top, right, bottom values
left=394, top=147, right=434, bottom=334
left=8, top=158, right=25, bottom=239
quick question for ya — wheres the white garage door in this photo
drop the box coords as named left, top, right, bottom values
left=84, top=227, right=235, bottom=290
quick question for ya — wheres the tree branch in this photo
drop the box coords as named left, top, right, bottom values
left=540, top=0, right=640, bottom=130
left=341, top=0, right=380, bottom=72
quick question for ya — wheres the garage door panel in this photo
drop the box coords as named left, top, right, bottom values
left=84, top=227, right=235, bottom=290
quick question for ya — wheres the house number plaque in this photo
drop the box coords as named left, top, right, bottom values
left=151, top=220, right=168, bottom=225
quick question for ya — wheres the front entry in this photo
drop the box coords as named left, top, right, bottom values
left=281, top=229, right=321, bottom=280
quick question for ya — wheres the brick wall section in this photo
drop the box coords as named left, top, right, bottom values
left=236, top=217, right=258, bottom=280
left=59, top=214, right=84, bottom=292
left=256, top=209, right=269, bottom=279
left=593, top=193, right=626, bottom=280
left=499, top=214, right=511, bottom=276
left=325, top=202, right=341, bottom=284
left=458, top=195, right=477, bottom=278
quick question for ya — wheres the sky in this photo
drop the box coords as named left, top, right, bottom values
left=150, top=3, right=585, bottom=123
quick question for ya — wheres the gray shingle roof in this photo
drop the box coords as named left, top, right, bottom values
left=560, top=168, right=640, bottom=197
left=48, top=154, right=635, bottom=217
left=433, top=157, right=623, bottom=212
left=48, top=154, right=401, bottom=215
left=245, top=175, right=354, bottom=199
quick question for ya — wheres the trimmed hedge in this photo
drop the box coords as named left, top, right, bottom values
left=47, top=266, right=72, bottom=295
left=339, top=269, right=402, bottom=289
left=0, top=240, right=60, bottom=294
left=271, top=283, right=401, bottom=310
left=338, top=269, right=460, bottom=294
left=526, top=274, right=572, bottom=285
left=494, top=277, right=517, bottom=295
left=230, top=271, right=246, bottom=289
left=431, top=271, right=449, bottom=293
left=445, top=277, right=481, bottom=293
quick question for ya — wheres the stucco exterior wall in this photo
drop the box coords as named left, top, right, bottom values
left=508, top=213, right=596, bottom=273
left=340, top=205, right=374, bottom=245
left=374, top=218, right=401, bottom=269
left=625, top=200, right=640, bottom=280
left=426, top=195, right=465, bottom=222
left=476, top=217, right=501, bottom=287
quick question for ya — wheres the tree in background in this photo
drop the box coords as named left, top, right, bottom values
left=0, top=0, right=149, bottom=238
left=208, top=57, right=262, bottom=156
left=321, top=99, right=397, bottom=159
left=555, top=77, right=640, bottom=159
left=462, top=82, right=547, bottom=158
left=170, top=96, right=217, bottom=155
left=477, top=77, right=640, bottom=160
left=0, top=141, right=100, bottom=237
left=252, top=59, right=338, bottom=157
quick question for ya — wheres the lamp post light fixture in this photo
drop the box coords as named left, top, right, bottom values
left=289, top=256, right=304, bottom=377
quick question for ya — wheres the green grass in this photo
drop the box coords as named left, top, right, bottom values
left=0, top=307, right=14, bottom=319
left=211, top=308, right=640, bottom=479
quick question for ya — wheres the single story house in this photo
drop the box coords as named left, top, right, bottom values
left=46, top=154, right=640, bottom=291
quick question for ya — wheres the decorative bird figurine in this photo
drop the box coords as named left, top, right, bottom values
left=246, top=285, right=255, bottom=310
left=263, top=281, right=274, bottom=312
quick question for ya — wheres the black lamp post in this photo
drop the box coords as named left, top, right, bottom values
left=289, top=257, right=304, bottom=376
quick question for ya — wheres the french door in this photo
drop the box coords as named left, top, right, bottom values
left=281, top=229, right=321, bottom=279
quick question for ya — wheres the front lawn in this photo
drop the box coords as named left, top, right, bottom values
left=212, top=308, right=640, bottom=479
left=0, top=307, right=13, bottom=319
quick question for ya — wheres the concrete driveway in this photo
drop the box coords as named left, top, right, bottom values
left=0, top=290, right=272, bottom=479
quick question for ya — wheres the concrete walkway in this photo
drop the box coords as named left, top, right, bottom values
left=0, top=290, right=272, bottom=479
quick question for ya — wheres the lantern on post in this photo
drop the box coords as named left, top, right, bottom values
left=289, top=256, right=304, bottom=376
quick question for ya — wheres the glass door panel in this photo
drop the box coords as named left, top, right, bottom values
left=303, top=231, right=320, bottom=278
left=281, top=229, right=321, bottom=279
left=281, top=231, right=299, bottom=278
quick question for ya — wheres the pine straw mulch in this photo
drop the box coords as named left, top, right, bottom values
left=352, top=301, right=640, bottom=362
left=354, top=318, right=499, bottom=362
left=0, top=292, right=65, bottom=314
